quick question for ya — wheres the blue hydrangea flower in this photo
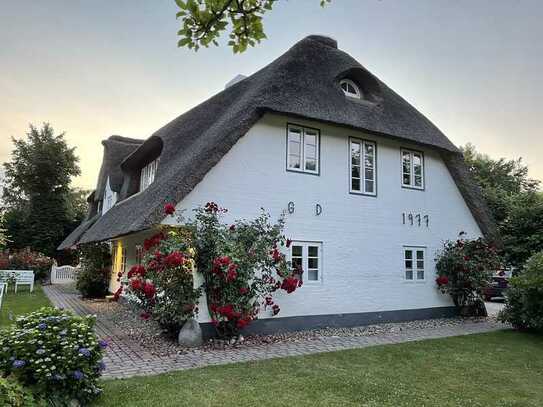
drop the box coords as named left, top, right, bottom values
left=37, top=323, right=47, bottom=331
left=97, top=361, right=106, bottom=371
left=12, top=359, right=26, bottom=368
left=36, top=348, right=46, bottom=355
left=78, top=348, right=91, bottom=357
left=52, top=373, right=65, bottom=381
left=73, top=370, right=84, bottom=380
left=98, top=339, right=108, bottom=349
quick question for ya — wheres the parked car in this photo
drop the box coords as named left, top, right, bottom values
left=483, top=275, right=509, bottom=301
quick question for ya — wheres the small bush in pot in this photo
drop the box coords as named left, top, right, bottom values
left=76, top=243, right=111, bottom=298
left=499, top=251, right=543, bottom=331
left=435, top=234, right=502, bottom=316
left=0, top=307, right=107, bottom=406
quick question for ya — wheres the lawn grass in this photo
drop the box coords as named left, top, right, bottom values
left=95, top=330, right=543, bottom=407
left=0, top=284, right=52, bottom=327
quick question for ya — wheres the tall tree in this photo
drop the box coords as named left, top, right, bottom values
left=461, top=143, right=542, bottom=268
left=176, top=0, right=331, bottom=53
left=2, top=123, right=81, bottom=257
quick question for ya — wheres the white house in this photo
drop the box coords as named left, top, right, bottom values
left=59, top=35, right=496, bottom=335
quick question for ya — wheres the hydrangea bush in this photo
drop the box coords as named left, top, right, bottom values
left=0, top=307, right=107, bottom=405
left=435, top=234, right=502, bottom=315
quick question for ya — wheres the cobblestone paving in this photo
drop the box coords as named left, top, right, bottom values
left=43, top=285, right=509, bottom=379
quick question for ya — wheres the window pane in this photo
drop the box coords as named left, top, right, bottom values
left=415, top=176, right=422, bottom=187
left=402, top=152, right=411, bottom=185
left=405, top=260, right=413, bottom=269
left=417, top=270, right=425, bottom=280
left=365, top=168, right=374, bottom=182
left=417, top=260, right=424, bottom=269
left=403, top=173, right=411, bottom=185
left=341, top=82, right=348, bottom=92
left=308, top=246, right=318, bottom=257
left=416, top=250, right=424, bottom=260
left=352, top=178, right=360, bottom=191
left=365, top=180, right=374, bottom=193
left=292, top=245, right=302, bottom=257
left=292, top=257, right=302, bottom=269
left=352, top=166, right=360, bottom=179
left=305, top=159, right=316, bottom=171
left=405, top=270, right=413, bottom=280
left=289, top=155, right=301, bottom=169
left=351, top=142, right=361, bottom=166
left=308, top=258, right=318, bottom=269
left=308, top=270, right=318, bottom=281
left=405, top=250, right=412, bottom=259
left=305, top=144, right=316, bottom=160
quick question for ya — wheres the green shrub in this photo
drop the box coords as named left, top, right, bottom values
left=0, top=376, right=40, bottom=406
left=77, top=243, right=111, bottom=298
left=0, top=307, right=107, bottom=405
left=499, top=251, right=543, bottom=331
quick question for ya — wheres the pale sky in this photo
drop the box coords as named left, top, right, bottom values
left=1, top=0, right=541, bottom=190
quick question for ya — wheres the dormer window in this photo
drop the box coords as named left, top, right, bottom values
left=140, top=159, right=159, bottom=192
left=340, top=79, right=361, bottom=99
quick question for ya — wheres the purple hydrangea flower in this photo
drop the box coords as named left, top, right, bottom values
left=72, top=370, right=84, bottom=380
left=78, top=348, right=91, bottom=357
left=98, top=339, right=108, bottom=349
left=12, top=359, right=26, bottom=368
left=37, top=323, right=47, bottom=331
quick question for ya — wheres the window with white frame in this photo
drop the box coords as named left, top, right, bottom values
left=350, top=138, right=376, bottom=195
left=401, top=149, right=424, bottom=189
left=135, top=245, right=143, bottom=265
left=290, top=242, right=322, bottom=282
left=139, top=159, right=159, bottom=192
left=404, top=247, right=425, bottom=281
left=340, top=79, right=362, bottom=99
left=287, top=125, right=320, bottom=174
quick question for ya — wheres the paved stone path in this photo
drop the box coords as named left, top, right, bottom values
left=43, top=285, right=509, bottom=379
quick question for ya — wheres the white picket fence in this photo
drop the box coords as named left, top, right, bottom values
left=51, top=264, right=79, bottom=284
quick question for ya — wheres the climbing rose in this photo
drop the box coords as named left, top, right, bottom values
left=113, top=286, right=122, bottom=301
left=164, top=203, right=176, bottom=215
left=226, top=263, right=238, bottom=282
left=143, top=282, right=156, bottom=299
left=130, top=279, right=143, bottom=291
left=165, top=251, right=185, bottom=267
left=239, top=287, right=249, bottom=295
left=128, top=265, right=146, bottom=278
left=286, top=239, right=292, bottom=248
left=281, top=277, right=299, bottom=294
left=272, top=304, right=280, bottom=315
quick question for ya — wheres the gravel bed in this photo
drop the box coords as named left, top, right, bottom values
left=81, top=298, right=504, bottom=357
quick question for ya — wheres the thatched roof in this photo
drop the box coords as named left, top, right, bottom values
left=64, top=35, right=497, bottom=247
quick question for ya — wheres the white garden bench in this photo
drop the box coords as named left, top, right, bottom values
left=0, top=283, right=5, bottom=309
left=0, top=270, right=35, bottom=293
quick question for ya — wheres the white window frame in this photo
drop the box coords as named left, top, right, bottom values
left=403, top=246, right=426, bottom=282
left=401, top=149, right=424, bottom=190
left=349, top=138, right=377, bottom=196
left=289, top=241, right=323, bottom=284
left=286, top=124, right=320, bottom=175
left=288, top=241, right=323, bottom=286
left=139, top=158, right=159, bottom=192
left=340, top=79, right=362, bottom=99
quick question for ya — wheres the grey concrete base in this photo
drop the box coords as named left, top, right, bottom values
left=201, top=306, right=458, bottom=339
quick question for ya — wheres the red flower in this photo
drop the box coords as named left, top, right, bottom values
left=165, top=251, right=185, bottom=267
left=140, top=312, right=151, bottom=320
left=272, top=304, right=280, bottom=316
left=271, top=248, right=282, bottom=263
left=164, top=203, right=176, bottom=215
left=143, top=232, right=165, bottom=251
left=130, top=278, right=143, bottom=291
left=281, top=277, right=299, bottom=293
left=436, top=276, right=449, bottom=286
left=113, top=286, right=123, bottom=301
left=147, top=259, right=160, bottom=271
left=239, top=287, right=249, bottom=295
left=229, top=224, right=236, bottom=231
left=265, top=296, right=274, bottom=306
left=143, top=282, right=156, bottom=299
left=226, top=263, right=238, bottom=282
left=286, top=239, right=292, bottom=248
left=128, top=265, right=146, bottom=278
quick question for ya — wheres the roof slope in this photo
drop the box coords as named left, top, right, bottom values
left=77, top=35, right=497, bottom=245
